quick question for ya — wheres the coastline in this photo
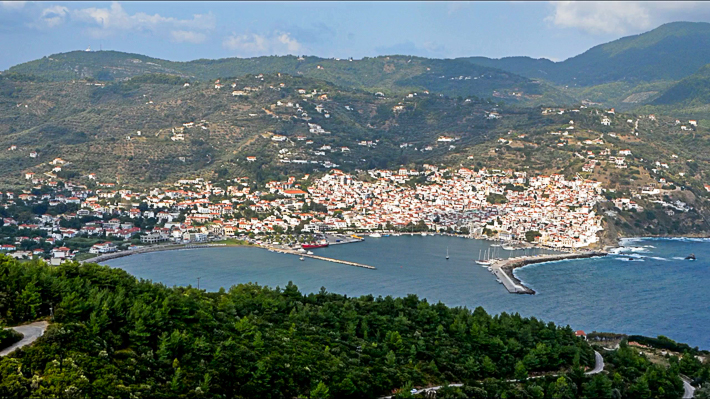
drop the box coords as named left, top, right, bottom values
left=89, top=242, right=250, bottom=264
left=491, top=251, right=608, bottom=295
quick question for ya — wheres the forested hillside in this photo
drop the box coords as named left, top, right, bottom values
left=0, top=71, right=554, bottom=187
left=463, top=22, right=710, bottom=109
left=5, top=51, right=572, bottom=106
left=464, top=22, right=710, bottom=87
left=0, top=255, right=699, bottom=399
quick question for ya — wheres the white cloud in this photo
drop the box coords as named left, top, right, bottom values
left=170, top=30, right=206, bottom=44
left=223, top=31, right=302, bottom=56
left=0, top=1, right=25, bottom=11
left=37, top=5, right=69, bottom=28
left=71, top=2, right=215, bottom=39
left=547, top=1, right=710, bottom=35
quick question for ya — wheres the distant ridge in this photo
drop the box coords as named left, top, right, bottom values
left=463, top=22, right=710, bottom=87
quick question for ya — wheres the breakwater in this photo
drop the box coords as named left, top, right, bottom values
left=492, top=251, right=607, bottom=294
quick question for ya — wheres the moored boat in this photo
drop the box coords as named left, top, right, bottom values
left=302, top=243, right=329, bottom=249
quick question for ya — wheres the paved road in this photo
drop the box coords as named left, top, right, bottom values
left=682, top=376, right=696, bottom=399
left=585, top=351, right=605, bottom=375
left=0, top=321, right=49, bottom=356
left=380, top=351, right=604, bottom=398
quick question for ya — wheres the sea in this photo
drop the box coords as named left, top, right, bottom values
left=104, top=235, right=710, bottom=349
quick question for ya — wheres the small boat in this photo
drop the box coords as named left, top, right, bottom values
left=686, top=253, right=696, bottom=260
left=502, top=246, right=516, bottom=251
left=369, top=233, right=382, bottom=238
left=496, top=278, right=503, bottom=284
left=421, top=232, right=427, bottom=237
left=446, top=247, right=449, bottom=260
left=307, top=251, right=314, bottom=255
left=491, top=244, right=502, bottom=247
left=299, top=256, right=305, bottom=261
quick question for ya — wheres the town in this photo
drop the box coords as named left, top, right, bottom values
left=1, top=162, right=606, bottom=263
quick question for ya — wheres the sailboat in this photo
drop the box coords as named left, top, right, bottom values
left=476, top=248, right=492, bottom=266
left=446, top=247, right=449, bottom=260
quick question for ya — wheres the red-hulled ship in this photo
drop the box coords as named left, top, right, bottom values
left=302, top=242, right=329, bottom=249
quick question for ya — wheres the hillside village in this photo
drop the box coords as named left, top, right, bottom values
left=0, top=159, right=609, bottom=263
left=2, top=93, right=710, bottom=262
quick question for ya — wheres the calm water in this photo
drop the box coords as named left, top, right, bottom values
left=105, top=236, right=710, bottom=349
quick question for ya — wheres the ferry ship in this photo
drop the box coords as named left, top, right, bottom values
left=302, top=242, right=329, bottom=249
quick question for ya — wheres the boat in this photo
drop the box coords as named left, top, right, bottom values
left=496, top=278, right=503, bottom=284
left=306, top=251, right=314, bottom=255
left=446, top=247, right=449, bottom=260
left=686, top=253, right=696, bottom=260
left=421, top=232, right=427, bottom=237
left=490, top=244, right=502, bottom=247
left=369, top=233, right=382, bottom=238
left=502, top=246, right=516, bottom=251
left=302, top=243, right=329, bottom=249
left=299, top=256, right=305, bottom=261
left=475, top=248, right=492, bottom=266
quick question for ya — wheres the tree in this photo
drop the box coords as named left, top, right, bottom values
left=583, top=374, right=614, bottom=399
left=310, top=381, right=331, bottom=399
left=525, top=230, right=542, bottom=242
left=696, top=383, right=710, bottom=399
left=514, top=361, right=528, bottom=381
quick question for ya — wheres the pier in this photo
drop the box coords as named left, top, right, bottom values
left=490, top=251, right=607, bottom=294
left=266, top=246, right=376, bottom=269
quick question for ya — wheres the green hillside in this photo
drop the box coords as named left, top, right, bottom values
left=3, top=255, right=687, bottom=399
left=5, top=51, right=573, bottom=106
left=464, top=22, right=710, bottom=87
left=0, top=71, right=550, bottom=187
left=652, top=63, right=710, bottom=106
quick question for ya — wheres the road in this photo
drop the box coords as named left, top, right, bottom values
left=0, top=321, right=49, bottom=356
left=682, top=376, right=696, bottom=399
left=585, top=351, right=605, bottom=375
left=379, top=351, right=604, bottom=398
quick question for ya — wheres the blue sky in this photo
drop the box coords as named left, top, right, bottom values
left=2, top=1, right=710, bottom=70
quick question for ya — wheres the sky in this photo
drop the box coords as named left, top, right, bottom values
left=2, top=1, right=710, bottom=70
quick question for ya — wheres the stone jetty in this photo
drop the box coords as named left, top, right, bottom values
left=491, top=251, right=607, bottom=294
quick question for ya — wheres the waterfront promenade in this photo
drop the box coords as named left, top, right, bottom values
left=491, top=251, right=608, bottom=294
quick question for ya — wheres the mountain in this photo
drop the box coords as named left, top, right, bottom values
left=0, top=71, right=551, bottom=187
left=651, top=63, right=710, bottom=106
left=4, top=51, right=574, bottom=106
left=464, top=22, right=710, bottom=87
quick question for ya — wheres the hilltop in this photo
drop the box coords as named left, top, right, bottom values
left=464, top=22, right=710, bottom=109
left=465, top=22, right=710, bottom=87
left=5, top=51, right=573, bottom=106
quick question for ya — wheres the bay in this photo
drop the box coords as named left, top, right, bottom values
left=104, top=235, right=710, bottom=349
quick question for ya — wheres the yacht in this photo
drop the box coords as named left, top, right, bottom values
left=369, top=233, right=382, bottom=238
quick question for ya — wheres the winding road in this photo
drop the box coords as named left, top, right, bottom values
left=0, top=321, right=49, bottom=356
left=682, top=376, right=696, bottom=399
left=380, top=351, right=604, bottom=398
left=585, top=351, right=605, bottom=375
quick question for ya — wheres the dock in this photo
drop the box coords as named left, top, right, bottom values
left=490, top=251, right=607, bottom=294
left=266, top=247, right=376, bottom=269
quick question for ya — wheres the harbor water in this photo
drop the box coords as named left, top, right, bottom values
left=104, top=235, right=710, bottom=349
